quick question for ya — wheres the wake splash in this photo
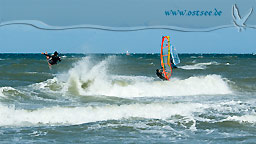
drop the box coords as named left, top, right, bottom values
left=179, top=62, right=219, bottom=70
left=30, top=56, right=232, bottom=98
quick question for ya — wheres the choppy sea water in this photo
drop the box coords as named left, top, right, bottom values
left=0, top=54, right=255, bottom=143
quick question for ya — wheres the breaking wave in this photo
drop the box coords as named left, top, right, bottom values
left=0, top=102, right=207, bottom=127
left=0, top=100, right=254, bottom=127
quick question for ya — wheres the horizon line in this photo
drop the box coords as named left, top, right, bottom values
left=0, top=52, right=255, bottom=55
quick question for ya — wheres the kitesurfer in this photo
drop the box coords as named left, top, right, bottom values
left=156, top=68, right=167, bottom=81
left=42, top=51, right=61, bottom=66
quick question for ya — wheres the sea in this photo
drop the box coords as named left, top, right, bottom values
left=0, top=53, right=255, bottom=143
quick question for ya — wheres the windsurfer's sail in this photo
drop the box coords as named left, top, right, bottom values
left=171, top=45, right=180, bottom=65
left=160, top=36, right=172, bottom=80
left=160, top=36, right=180, bottom=80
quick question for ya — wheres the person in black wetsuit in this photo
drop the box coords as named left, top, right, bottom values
left=156, top=68, right=167, bottom=81
left=42, top=51, right=61, bottom=65
left=171, top=59, right=178, bottom=69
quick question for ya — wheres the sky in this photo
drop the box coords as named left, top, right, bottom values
left=0, top=24, right=255, bottom=54
left=1, top=0, right=256, bottom=28
left=0, top=0, right=256, bottom=54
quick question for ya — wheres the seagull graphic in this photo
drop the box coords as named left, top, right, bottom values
left=232, top=4, right=253, bottom=31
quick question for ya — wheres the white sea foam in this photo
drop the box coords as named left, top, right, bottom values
left=179, top=62, right=219, bottom=70
left=0, top=99, right=253, bottom=127
left=0, top=102, right=207, bottom=127
left=59, top=56, right=111, bottom=96
left=85, top=75, right=231, bottom=97
left=226, top=114, right=256, bottom=123
left=25, top=72, right=39, bottom=74
left=25, top=72, right=51, bottom=74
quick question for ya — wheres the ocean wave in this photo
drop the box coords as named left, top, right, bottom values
left=179, top=61, right=219, bottom=70
left=79, top=74, right=231, bottom=98
left=0, top=87, right=18, bottom=98
left=0, top=102, right=206, bottom=127
left=28, top=78, right=66, bottom=97
left=66, top=57, right=231, bottom=97
left=24, top=72, right=52, bottom=76
left=1, top=100, right=253, bottom=127
left=0, top=98, right=254, bottom=127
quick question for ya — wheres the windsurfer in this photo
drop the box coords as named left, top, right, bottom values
left=171, top=59, right=178, bottom=69
left=156, top=68, right=167, bottom=81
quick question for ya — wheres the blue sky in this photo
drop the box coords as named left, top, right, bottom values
left=1, top=0, right=256, bottom=28
left=1, top=0, right=255, bottom=54
left=0, top=24, right=255, bottom=54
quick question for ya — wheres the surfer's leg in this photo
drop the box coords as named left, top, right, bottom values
left=48, top=64, right=52, bottom=70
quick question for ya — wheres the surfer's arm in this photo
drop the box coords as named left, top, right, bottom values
left=42, top=53, right=51, bottom=57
